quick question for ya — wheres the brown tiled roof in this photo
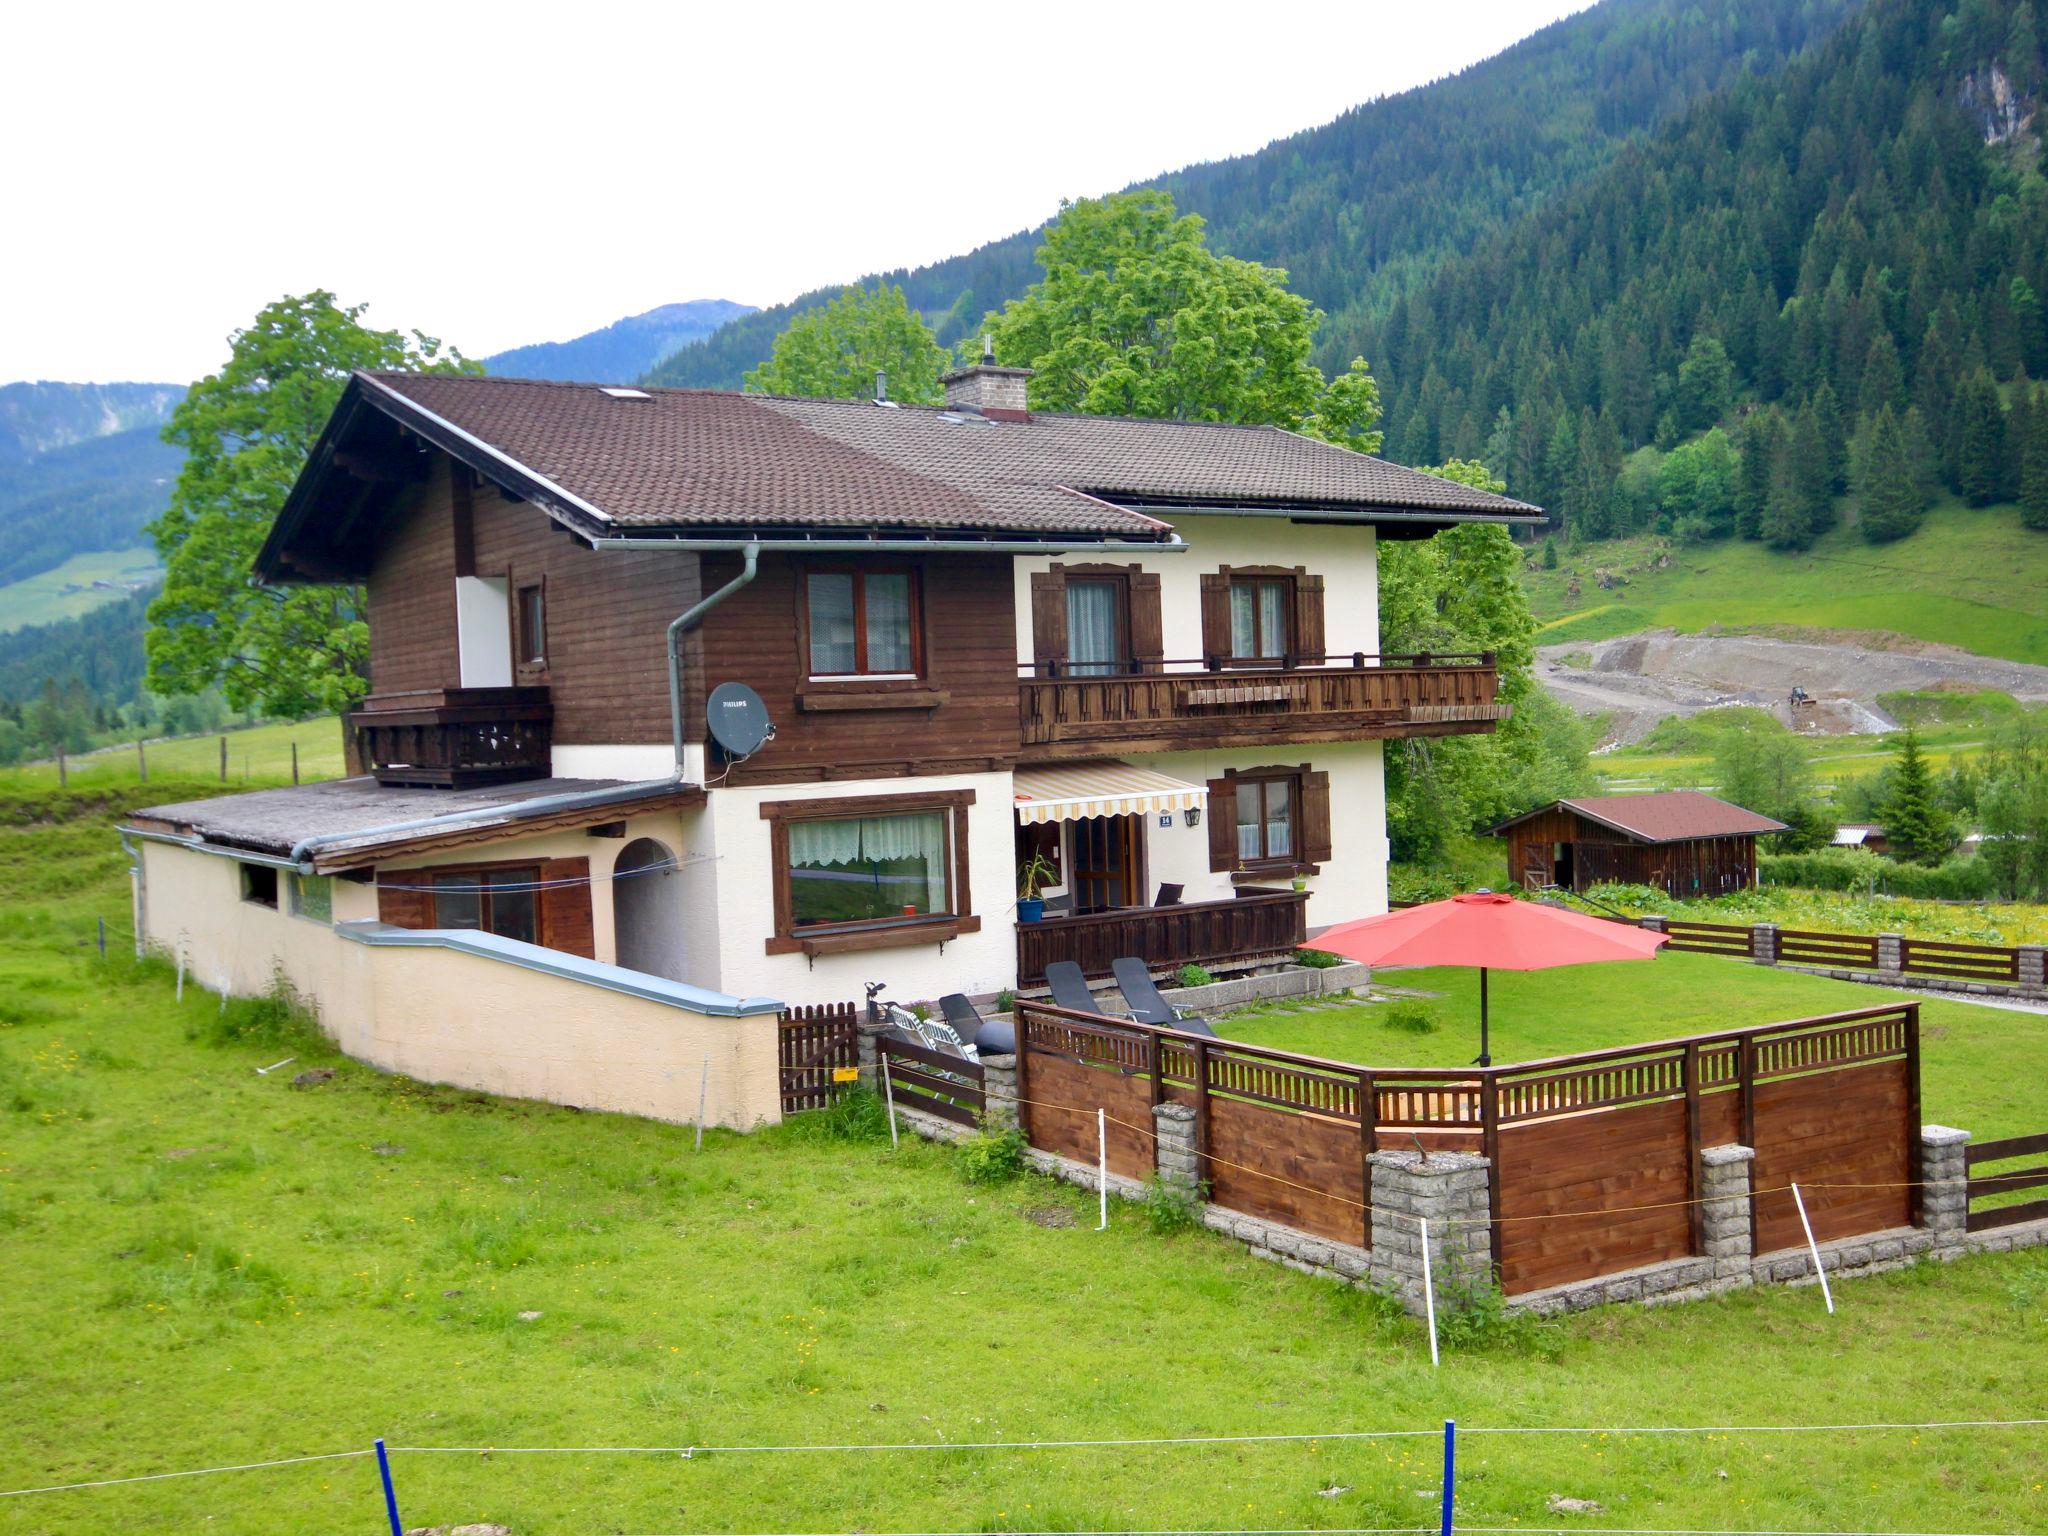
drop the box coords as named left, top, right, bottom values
left=356, top=371, right=1541, bottom=539
left=1494, top=791, right=1788, bottom=844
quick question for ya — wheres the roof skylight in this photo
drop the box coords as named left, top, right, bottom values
left=600, top=387, right=652, bottom=401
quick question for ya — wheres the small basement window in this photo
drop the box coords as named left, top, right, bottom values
left=240, top=864, right=279, bottom=909
left=290, top=873, right=333, bottom=924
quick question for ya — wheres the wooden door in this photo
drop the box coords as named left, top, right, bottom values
left=1069, top=815, right=1141, bottom=912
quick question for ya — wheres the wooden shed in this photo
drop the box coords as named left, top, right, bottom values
left=1490, top=791, right=1786, bottom=899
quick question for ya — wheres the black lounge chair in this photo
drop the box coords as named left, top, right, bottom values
left=1112, top=956, right=1215, bottom=1036
left=1043, top=960, right=1103, bottom=1015
left=941, top=991, right=1013, bottom=1055
left=1152, top=882, right=1185, bottom=907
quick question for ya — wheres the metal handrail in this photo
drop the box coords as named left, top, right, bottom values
left=1018, top=651, right=1495, bottom=679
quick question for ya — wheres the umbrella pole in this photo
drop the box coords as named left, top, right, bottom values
left=1476, top=967, right=1491, bottom=1068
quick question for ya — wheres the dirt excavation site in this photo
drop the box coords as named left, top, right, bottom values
left=1538, top=628, right=2048, bottom=744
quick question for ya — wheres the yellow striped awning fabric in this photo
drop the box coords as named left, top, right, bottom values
left=1012, top=761, right=1207, bottom=825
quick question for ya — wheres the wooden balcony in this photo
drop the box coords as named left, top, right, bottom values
left=347, top=686, right=553, bottom=789
left=1016, top=888, right=1309, bottom=988
left=1018, top=653, right=1506, bottom=758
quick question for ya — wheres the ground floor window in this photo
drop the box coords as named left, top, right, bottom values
left=1234, top=774, right=1296, bottom=864
left=788, top=811, right=950, bottom=927
left=429, top=867, right=539, bottom=944
left=290, top=873, right=333, bottom=923
left=240, top=864, right=279, bottom=909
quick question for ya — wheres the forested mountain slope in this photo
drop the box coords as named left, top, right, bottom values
left=484, top=299, right=757, bottom=382
left=1364, top=0, right=2048, bottom=533
left=644, top=0, right=1854, bottom=389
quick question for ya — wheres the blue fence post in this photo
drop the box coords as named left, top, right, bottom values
left=374, top=1438, right=403, bottom=1536
left=1440, top=1418, right=1456, bottom=1536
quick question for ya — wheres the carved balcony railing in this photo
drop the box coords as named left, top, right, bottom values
left=1016, top=888, right=1310, bottom=988
left=1017, top=653, right=1505, bottom=757
left=347, top=686, right=553, bottom=789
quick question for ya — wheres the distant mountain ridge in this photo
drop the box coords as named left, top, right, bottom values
left=642, top=0, right=1858, bottom=391
left=0, top=381, right=181, bottom=464
left=485, top=300, right=758, bottom=383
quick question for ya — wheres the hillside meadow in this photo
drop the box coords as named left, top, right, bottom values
left=1524, top=500, right=2048, bottom=666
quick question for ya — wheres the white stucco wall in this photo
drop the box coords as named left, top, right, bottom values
left=1140, top=740, right=1388, bottom=928
left=1011, top=513, right=1381, bottom=663
left=132, top=839, right=784, bottom=1130
left=695, top=769, right=1019, bottom=1007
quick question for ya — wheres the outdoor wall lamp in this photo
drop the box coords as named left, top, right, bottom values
left=1184, top=807, right=1202, bottom=828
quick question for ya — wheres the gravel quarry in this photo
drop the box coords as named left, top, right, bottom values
left=1539, top=628, right=2048, bottom=745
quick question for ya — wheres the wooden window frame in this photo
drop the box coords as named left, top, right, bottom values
left=422, top=860, right=545, bottom=941
left=1200, top=564, right=1326, bottom=670
left=1029, top=562, right=1164, bottom=676
left=759, top=789, right=980, bottom=956
left=1206, top=763, right=1333, bottom=877
left=800, top=564, right=926, bottom=680
left=1231, top=769, right=1305, bottom=872
left=514, top=577, right=548, bottom=678
left=1227, top=570, right=1297, bottom=664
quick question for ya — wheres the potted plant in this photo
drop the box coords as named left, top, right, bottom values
left=1017, top=852, right=1059, bottom=922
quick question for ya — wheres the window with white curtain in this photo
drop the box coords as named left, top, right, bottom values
left=1065, top=578, right=1124, bottom=675
left=787, top=811, right=950, bottom=927
left=1234, top=775, right=1296, bottom=864
left=1228, top=576, right=1292, bottom=660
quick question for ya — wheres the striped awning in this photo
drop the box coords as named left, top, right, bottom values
left=1013, top=761, right=1207, bottom=826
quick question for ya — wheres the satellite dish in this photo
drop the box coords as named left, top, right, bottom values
left=707, top=681, right=775, bottom=759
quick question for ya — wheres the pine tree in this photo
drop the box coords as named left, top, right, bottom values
left=1735, top=408, right=1782, bottom=540
left=1859, top=330, right=1906, bottom=418
left=1856, top=406, right=1926, bottom=543
left=1811, top=380, right=1848, bottom=492
left=2022, top=384, right=2048, bottom=531
left=1954, top=369, right=2010, bottom=506
left=1882, top=728, right=1950, bottom=865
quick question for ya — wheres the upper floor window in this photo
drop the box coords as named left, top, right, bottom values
left=516, top=581, right=546, bottom=668
left=1065, top=576, right=1127, bottom=676
left=1229, top=575, right=1293, bottom=662
left=807, top=568, right=920, bottom=677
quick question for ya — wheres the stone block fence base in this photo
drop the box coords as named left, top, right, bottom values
left=887, top=1075, right=2048, bottom=1318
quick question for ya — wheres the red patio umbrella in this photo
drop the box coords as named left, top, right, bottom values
left=1304, top=891, right=1668, bottom=1066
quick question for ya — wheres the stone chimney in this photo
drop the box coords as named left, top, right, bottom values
left=942, top=334, right=1032, bottom=421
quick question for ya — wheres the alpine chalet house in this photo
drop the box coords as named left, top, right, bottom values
left=124, top=358, right=1538, bottom=1124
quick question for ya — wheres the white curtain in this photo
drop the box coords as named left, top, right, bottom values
left=864, top=573, right=912, bottom=671
left=1067, top=580, right=1121, bottom=675
left=808, top=573, right=857, bottom=673
left=789, top=812, right=948, bottom=912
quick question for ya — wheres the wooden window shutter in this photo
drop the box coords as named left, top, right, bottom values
left=1299, top=768, right=1334, bottom=865
left=376, top=872, right=434, bottom=930
left=1293, top=569, right=1326, bottom=664
left=1199, top=568, right=1232, bottom=667
left=537, top=857, right=596, bottom=958
left=1030, top=567, right=1068, bottom=670
left=1128, top=568, right=1164, bottom=672
left=1205, top=776, right=1238, bottom=871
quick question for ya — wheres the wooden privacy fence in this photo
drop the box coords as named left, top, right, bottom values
left=1011, top=999, right=1920, bottom=1296
left=878, top=1033, right=986, bottom=1127
left=1966, top=1132, right=2048, bottom=1233
left=1648, top=914, right=2038, bottom=988
left=778, top=1003, right=859, bottom=1115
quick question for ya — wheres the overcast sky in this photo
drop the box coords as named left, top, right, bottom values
left=3, top=1, right=1589, bottom=386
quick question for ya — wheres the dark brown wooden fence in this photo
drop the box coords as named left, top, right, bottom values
left=1655, top=918, right=1755, bottom=957
left=1900, top=937, right=2020, bottom=984
left=879, top=1034, right=985, bottom=1127
left=1016, top=889, right=1308, bottom=986
left=778, top=1003, right=859, bottom=1115
left=1012, top=998, right=1920, bottom=1295
left=1966, top=1132, right=2048, bottom=1232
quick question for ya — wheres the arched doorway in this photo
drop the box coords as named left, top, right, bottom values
left=613, top=838, right=687, bottom=981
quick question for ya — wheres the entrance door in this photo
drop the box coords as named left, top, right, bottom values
left=1069, top=815, right=1140, bottom=912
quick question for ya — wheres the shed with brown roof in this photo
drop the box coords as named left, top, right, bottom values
left=1488, top=791, right=1787, bottom=899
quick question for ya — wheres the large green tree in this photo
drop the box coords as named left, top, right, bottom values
left=1855, top=405, right=1930, bottom=543
left=743, top=283, right=949, bottom=404
left=1880, top=728, right=1951, bottom=865
left=146, top=293, right=474, bottom=716
left=985, top=190, right=1328, bottom=425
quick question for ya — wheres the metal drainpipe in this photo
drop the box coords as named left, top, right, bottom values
left=665, top=541, right=759, bottom=777
left=117, top=828, right=145, bottom=959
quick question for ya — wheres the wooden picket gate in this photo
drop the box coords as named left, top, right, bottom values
left=778, top=1003, right=859, bottom=1115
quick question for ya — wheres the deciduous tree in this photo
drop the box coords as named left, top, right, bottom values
left=146, top=293, right=474, bottom=716
left=743, top=283, right=949, bottom=404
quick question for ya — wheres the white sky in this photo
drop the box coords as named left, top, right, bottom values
left=2, top=0, right=1588, bottom=385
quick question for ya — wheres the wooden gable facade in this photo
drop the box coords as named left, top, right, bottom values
left=1497, top=801, right=1771, bottom=899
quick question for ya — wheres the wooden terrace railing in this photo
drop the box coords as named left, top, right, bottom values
left=348, top=686, right=554, bottom=789
left=1014, top=889, right=1309, bottom=987
left=1017, top=652, right=1505, bottom=756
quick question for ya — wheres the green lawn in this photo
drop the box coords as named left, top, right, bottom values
left=2, top=796, right=2046, bottom=1533
left=0, top=547, right=159, bottom=633
left=1522, top=500, right=2048, bottom=665
left=1224, top=951, right=2045, bottom=1141
left=7, top=716, right=346, bottom=793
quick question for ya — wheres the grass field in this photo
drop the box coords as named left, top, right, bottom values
left=1521, top=500, right=2048, bottom=665
left=2, top=796, right=2046, bottom=1533
left=0, top=546, right=158, bottom=633
left=9, top=715, right=346, bottom=792
left=1589, top=714, right=1998, bottom=796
